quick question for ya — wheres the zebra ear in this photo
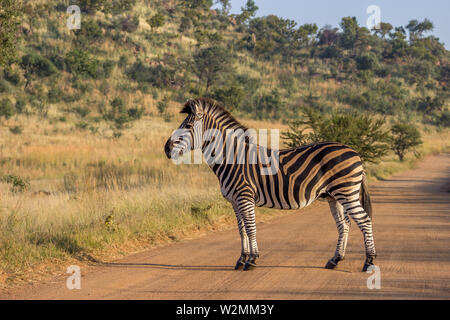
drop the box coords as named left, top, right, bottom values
left=181, top=99, right=203, bottom=118
left=180, top=100, right=193, bottom=114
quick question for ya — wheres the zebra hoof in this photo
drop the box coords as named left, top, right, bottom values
left=325, top=259, right=337, bottom=269
left=234, top=255, right=247, bottom=270
left=243, top=258, right=257, bottom=271
left=325, top=256, right=343, bottom=269
left=362, top=256, right=375, bottom=272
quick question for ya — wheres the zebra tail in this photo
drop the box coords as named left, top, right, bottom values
left=360, top=173, right=373, bottom=219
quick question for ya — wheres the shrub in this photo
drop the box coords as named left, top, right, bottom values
left=3, top=67, right=21, bottom=85
left=65, top=49, right=100, bottom=78
left=20, top=53, right=57, bottom=87
left=147, top=13, right=165, bottom=31
left=126, top=61, right=175, bottom=88
left=102, top=60, right=115, bottom=78
left=71, top=106, right=91, bottom=118
left=127, top=106, right=144, bottom=119
left=254, top=88, right=284, bottom=120
left=1, top=175, right=30, bottom=193
left=48, top=87, right=63, bottom=103
left=9, top=125, right=23, bottom=135
left=356, top=52, right=379, bottom=71
left=282, top=108, right=390, bottom=163
left=390, top=123, right=422, bottom=161
left=0, top=98, right=15, bottom=119
left=117, top=15, right=139, bottom=33
left=319, top=46, right=341, bottom=59
left=157, top=96, right=170, bottom=114
left=210, top=84, right=244, bottom=111
left=15, top=99, right=26, bottom=114
left=0, top=79, right=11, bottom=93
left=74, top=18, right=103, bottom=43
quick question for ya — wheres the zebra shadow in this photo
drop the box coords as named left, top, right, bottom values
left=97, top=262, right=350, bottom=272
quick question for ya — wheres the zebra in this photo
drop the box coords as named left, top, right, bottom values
left=164, top=98, right=376, bottom=272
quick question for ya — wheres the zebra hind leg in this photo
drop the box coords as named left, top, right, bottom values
left=334, top=192, right=377, bottom=272
left=325, top=198, right=350, bottom=270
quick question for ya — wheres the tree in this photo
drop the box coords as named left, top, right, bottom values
left=282, top=108, right=390, bottom=163
left=318, top=25, right=340, bottom=46
left=216, top=0, right=231, bottom=16
left=180, top=0, right=213, bottom=10
left=210, top=84, right=244, bottom=111
left=0, top=0, right=22, bottom=67
left=193, top=46, right=232, bottom=93
left=373, top=22, right=393, bottom=39
left=147, top=13, right=165, bottom=31
left=406, top=18, right=434, bottom=42
left=390, top=123, right=422, bottom=161
left=20, top=53, right=57, bottom=89
left=340, top=17, right=359, bottom=51
left=297, top=23, right=318, bottom=46
left=389, top=27, right=408, bottom=57
left=237, top=0, right=258, bottom=24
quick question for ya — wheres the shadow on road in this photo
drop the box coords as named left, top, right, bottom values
left=98, top=261, right=351, bottom=273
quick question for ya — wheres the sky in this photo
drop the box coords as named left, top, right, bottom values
left=217, top=0, right=450, bottom=49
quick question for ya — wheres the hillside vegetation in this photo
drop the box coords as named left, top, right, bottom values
left=0, top=0, right=449, bottom=285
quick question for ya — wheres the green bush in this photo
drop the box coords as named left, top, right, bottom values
left=210, top=84, right=244, bottom=111
left=65, top=49, right=100, bottom=78
left=157, top=96, right=170, bottom=114
left=1, top=175, right=30, bottom=193
left=148, top=13, right=165, bottom=31
left=390, top=123, right=422, bottom=161
left=126, top=61, right=176, bottom=88
left=0, top=98, right=15, bottom=119
left=20, top=53, right=57, bottom=87
left=282, top=108, right=390, bottom=163
left=0, top=79, right=11, bottom=93
left=3, top=68, right=21, bottom=85
left=15, top=99, right=26, bottom=114
left=356, top=52, right=379, bottom=70
left=48, top=87, right=63, bottom=103
left=74, top=18, right=103, bottom=42
left=102, top=60, right=115, bottom=78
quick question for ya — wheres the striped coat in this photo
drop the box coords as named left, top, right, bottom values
left=165, top=98, right=376, bottom=271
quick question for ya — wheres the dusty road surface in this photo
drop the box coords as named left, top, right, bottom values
left=2, top=154, right=450, bottom=299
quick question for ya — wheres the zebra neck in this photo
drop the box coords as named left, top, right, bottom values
left=201, top=125, right=274, bottom=175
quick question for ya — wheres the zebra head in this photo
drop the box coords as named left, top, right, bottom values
left=164, top=99, right=204, bottom=160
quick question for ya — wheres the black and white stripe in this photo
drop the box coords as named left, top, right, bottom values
left=165, top=98, right=377, bottom=271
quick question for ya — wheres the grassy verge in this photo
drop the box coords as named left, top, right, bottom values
left=365, top=127, right=450, bottom=182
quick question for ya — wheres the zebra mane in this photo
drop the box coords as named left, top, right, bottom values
left=181, top=97, right=248, bottom=131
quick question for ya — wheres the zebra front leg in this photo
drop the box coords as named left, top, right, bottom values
left=325, top=198, right=350, bottom=269
left=232, top=203, right=250, bottom=270
left=234, top=199, right=259, bottom=271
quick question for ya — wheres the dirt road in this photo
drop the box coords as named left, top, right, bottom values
left=3, top=154, right=450, bottom=299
